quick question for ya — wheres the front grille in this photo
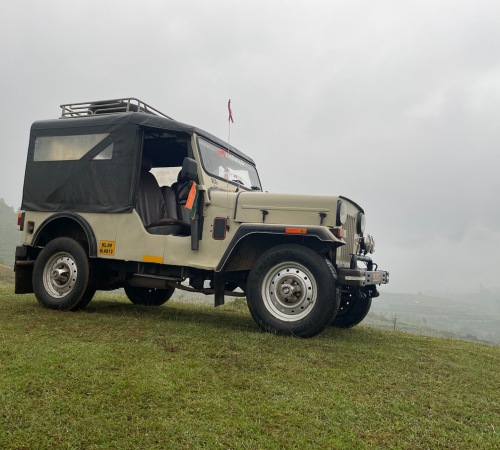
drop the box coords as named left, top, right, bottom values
left=337, top=215, right=357, bottom=266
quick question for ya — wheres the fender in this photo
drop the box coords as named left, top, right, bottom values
left=216, top=224, right=344, bottom=272
left=32, top=212, right=98, bottom=257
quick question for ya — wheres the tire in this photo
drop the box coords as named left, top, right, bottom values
left=124, top=285, right=175, bottom=306
left=72, top=287, right=97, bottom=310
left=68, top=241, right=98, bottom=311
left=32, top=237, right=91, bottom=311
left=332, top=294, right=372, bottom=328
left=246, top=245, right=340, bottom=338
left=70, top=260, right=97, bottom=311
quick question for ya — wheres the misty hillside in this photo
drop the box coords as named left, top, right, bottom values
left=0, top=199, right=18, bottom=267
left=369, top=291, right=500, bottom=344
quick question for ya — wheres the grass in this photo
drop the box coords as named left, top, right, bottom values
left=0, top=281, right=499, bottom=449
left=0, top=263, right=14, bottom=284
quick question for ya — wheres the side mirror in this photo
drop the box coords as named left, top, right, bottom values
left=179, top=157, right=199, bottom=183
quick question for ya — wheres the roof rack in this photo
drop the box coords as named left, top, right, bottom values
left=60, top=98, right=173, bottom=119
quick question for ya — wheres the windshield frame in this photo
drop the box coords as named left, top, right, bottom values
left=196, top=136, right=262, bottom=191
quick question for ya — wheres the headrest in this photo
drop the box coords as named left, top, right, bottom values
left=178, top=157, right=199, bottom=183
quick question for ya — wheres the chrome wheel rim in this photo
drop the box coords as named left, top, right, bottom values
left=43, top=251, right=78, bottom=298
left=261, top=261, right=317, bottom=321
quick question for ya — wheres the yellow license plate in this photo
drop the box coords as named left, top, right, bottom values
left=98, top=240, right=115, bottom=256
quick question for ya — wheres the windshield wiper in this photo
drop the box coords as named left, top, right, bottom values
left=251, top=186, right=261, bottom=191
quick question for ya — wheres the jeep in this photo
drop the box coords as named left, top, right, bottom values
left=15, top=98, right=389, bottom=337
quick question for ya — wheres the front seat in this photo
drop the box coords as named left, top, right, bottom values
left=135, top=157, right=190, bottom=236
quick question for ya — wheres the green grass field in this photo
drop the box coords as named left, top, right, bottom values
left=1, top=278, right=499, bottom=449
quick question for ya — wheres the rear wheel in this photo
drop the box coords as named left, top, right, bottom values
left=124, top=285, right=174, bottom=306
left=33, top=237, right=90, bottom=311
left=246, top=245, right=340, bottom=338
left=332, top=294, right=372, bottom=328
left=70, top=260, right=97, bottom=311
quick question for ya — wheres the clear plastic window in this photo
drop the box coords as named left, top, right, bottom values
left=92, top=143, right=114, bottom=160
left=34, top=134, right=112, bottom=161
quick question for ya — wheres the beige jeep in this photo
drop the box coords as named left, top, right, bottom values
left=15, top=98, right=388, bottom=337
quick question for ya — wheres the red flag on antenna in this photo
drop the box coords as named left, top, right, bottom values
left=228, top=99, right=234, bottom=123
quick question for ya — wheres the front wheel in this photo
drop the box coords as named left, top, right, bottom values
left=124, top=285, right=175, bottom=306
left=246, top=245, right=340, bottom=338
left=331, top=294, right=372, bottom=328
left=32, top=237, right=91, bottom=311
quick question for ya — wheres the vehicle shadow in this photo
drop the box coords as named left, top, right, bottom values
left=82, top=297, right=260, bottom=334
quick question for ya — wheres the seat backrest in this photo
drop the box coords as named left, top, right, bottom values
left=171, top=179, right=190, bottom=205
left=173, top=157, right=199, bottom=206
left=136, top=171, right=167, bottom=227
left=161, top=186, right=180, bottom=220
left=178, top=204, right=190, bottom=221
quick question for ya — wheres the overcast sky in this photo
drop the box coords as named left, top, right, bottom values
left=1, top=0, right=499, bottom=295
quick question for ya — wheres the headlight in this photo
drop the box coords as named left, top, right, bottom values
left=360, top=235, right=376, bottom=254
left=365, top=235, right=375, bottom=254
left=356, top=212, right=366, bottom=235
left=336, top=201, right=347, bottom=226
left=368, top=235, right=375, bottom=253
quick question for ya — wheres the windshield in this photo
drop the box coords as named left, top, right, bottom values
left=197, top=138, right=261, bottom=190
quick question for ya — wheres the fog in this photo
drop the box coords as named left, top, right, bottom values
left=1, top=0, right=499, bottom=295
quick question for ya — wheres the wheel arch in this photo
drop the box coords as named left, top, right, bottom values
left=32, top=213, right=97, bottom=257
left=216, top=225, right=342, bottom=273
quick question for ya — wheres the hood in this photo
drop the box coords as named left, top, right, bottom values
left=233, top=192, right=362, bottom=227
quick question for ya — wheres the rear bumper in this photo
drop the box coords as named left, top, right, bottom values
left=338, top=268, right=389, bottom=287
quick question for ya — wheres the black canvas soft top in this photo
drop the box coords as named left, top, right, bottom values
left=31, top=112, right=255, bottom=165
left=22, top=109, right=257, bottom=213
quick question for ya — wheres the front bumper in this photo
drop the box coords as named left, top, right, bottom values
left=338, top=268, right=389, bottom=287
